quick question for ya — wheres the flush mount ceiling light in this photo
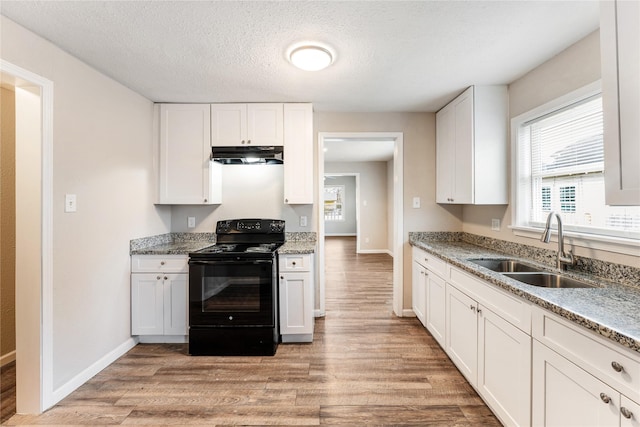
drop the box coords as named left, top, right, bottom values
left=288, top=43, right=334, bottom=71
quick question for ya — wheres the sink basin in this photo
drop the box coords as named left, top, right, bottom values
left=469, top=258, right=541, bottom=273
left=503, top=273, right=596, bottom=289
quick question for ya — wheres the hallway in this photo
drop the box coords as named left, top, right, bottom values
left=3, top=236, right=498, bottom=425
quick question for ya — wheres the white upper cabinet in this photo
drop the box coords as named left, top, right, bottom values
left=436, top=85, right=508, bottom=205
left=211, top=103, right=284, bottom=146
left=600, top=0, right=640, bottom=205
left=157, top=104, right=221, bottom=205
left=283, top=103, right=314, bottom=204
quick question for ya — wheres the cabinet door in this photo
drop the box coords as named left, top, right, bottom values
left=412, top=260, right=427, bottom=326
left=601, top=0, right=640, bottom=205
left=478, top=306, right=531, bottom=427
left=158, top=104, right=212, bottom=204
left=279, top=272, right=313, bottom=336
left=621, top=395, right=640, bottom=427
left=131, top=274, right=164, bottom=335
left=452, top=89, right=474, bottom=204
left=247, top=103, right=283, bottom=146
left=532, top=340, right=619, bottom=427
left=283, top=103, right=314, bottom=204
left=425, top=271, right=446, bottom=347
left=163, top=274, right=188, bottom=336
left=211, top=104, right=247, bottom=146
left=445, top=283, right=478, bottom=386
left=436, top=103, right=455, bottom=203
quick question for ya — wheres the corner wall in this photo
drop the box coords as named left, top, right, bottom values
left=1, top=15, right=171, bottom=402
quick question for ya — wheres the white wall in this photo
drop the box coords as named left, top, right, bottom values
left=170, top=165, right=314, bottom=232
left=463, top=30, right=637, bottom=268
left=1, top=16, right=171, bottom=399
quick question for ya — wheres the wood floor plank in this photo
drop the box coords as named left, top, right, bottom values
left=3, top=237, right=500, bottom=426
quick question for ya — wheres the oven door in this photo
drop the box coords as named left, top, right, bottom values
left=189, top=258, right=276, bottom=327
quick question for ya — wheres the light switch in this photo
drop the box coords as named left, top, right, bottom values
left=412, top=197, right=421, bottom=208
left=187, top=217, right=196, bottom=228
left=64, top=194, right=77, bottom=213
left=300, top=216, right=308, bottom=227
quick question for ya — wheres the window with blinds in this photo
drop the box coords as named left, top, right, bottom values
left=516, top=92, right=640, bottom=239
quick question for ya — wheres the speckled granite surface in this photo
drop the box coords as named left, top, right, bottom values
left=409, top=232, right=640, bottom=354
left=281, top=232, right=317, bottom=254
left=130, top=233, right=216, bottom=255
left=131, top=232, right=316, bottom=255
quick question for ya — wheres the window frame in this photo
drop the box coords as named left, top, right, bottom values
left=510, top=81, right=639, bottom=256
left=324, top=184, right=346, bottom=222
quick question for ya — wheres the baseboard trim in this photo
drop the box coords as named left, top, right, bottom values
left=324, top=233, right=357, bottom=237
left=0, top=350, right=16, bottom=367
left=52, top=337, right=138, bottom=404
left=402, top=309, right=417, bottom=318
left=357, top=249, right=393, bottom=255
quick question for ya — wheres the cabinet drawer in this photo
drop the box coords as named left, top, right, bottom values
left=131, top=255, right=188, bottom=273
left=532, top=307, right=640, bottom=403
left=279, top=254, right=311, bottom=272
left=412, top=247, right=448, bottom=278
left=450, top=267, right=531, bottom=334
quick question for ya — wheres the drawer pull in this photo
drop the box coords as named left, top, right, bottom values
left=621, top=407, right=633, bottom=419
left=160, top=261, right=165, bottom=265
left=600, top=392, right=611, bottom=404
left=292, top=261, right=296, bottom=266
left=156, top=276, right=161, bottom=280
left=164, top=276, right=168, bottom=280
left=611, top=361, right=624, bottom=372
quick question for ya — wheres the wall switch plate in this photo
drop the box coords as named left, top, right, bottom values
left=187, top=217, right=196, bottom=228
left=491, top=219, right=501, bottom=231
left=412, top=196, right=421, bottom=208
left=64, top=194, right=77, bottom=213
left=300, top=216, right=308, bottom=227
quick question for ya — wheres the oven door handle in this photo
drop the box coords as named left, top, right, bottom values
left=189, top=259, right=273, bottom=266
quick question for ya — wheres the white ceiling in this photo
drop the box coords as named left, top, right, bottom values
left=0, top=1, right=600, bottom=113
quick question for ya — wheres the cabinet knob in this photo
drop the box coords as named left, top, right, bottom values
left=241, top=140, right=246, bottom=144
left=160, top=261, right=165, bottom=265
left=470, top=305, right=476, bottom=312
left=621, top=407, right=633, bottom=419
left=599, top=392, right=611, bottom=404
left=280, top=276, right=284, bottom=280
left=204, top=198, right=208, bottom=203
left=285, top=198, right=289, bottom=203
left=292, top=261, right=296, bottom=266
left=164, top=276, right=168, bottom=280
left=157, top=276, right=161, bottom=280
left=247, top=140, right=251, bottom=144
left=611, top=361, right=624, bottom=372
left=477, top=308, right=482, bottom=315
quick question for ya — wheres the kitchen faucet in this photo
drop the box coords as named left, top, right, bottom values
left=541, top=211, right=575, bottom=270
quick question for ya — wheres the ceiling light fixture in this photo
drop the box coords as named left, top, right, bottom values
left=288, top=43, right=334, bottom=71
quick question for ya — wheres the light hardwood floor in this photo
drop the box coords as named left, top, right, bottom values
left=3, top=236, right=500, bottom=426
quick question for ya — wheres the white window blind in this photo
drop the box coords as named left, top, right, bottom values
left=515, top=90, right=640, bottom=239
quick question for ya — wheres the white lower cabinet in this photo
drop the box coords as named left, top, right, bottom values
left=446, top=283, right=479, bottom=385
left=532, top=307, right=640, bottom=427
left=411, top=258, right=427, bottom=326
left=279, top=253, right=314, bottom=343
left=131, top=255, right=188, bottom=343
left=425, top=272, right=446, bottom=347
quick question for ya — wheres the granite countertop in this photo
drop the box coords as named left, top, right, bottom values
left=130, top=232, right=316, bottom=255
left=410, top=234, right=640, bottom=354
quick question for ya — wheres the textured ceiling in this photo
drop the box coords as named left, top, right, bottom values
left=0, top=1, right=600, bottom=112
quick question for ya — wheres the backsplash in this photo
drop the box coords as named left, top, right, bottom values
left=409, top=232, right=640, bottom=289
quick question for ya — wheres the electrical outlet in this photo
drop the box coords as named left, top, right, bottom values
left=491, top=219, right=501, bottom=231
left=64, top=194, right=77, bottom=213
left=187, top=217, right=196, bottom=228
left=300, top=216, right=307, bottom=227
left=412, top=196, right=421, bottom=208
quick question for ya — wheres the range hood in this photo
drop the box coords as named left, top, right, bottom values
left=210, top=146, right=284, bottom=165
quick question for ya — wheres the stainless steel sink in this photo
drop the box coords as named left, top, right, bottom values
left=469, top=258, right=541, bottom=273
left=503, top=273, right=596, bottom=289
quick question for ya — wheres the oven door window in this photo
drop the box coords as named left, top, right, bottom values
left=189, top=259, right=275, bottom=326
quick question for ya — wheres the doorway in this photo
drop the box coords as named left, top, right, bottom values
left=1, top=60, right=54, bottom=414
left=317, top=132, right=403, bottom=317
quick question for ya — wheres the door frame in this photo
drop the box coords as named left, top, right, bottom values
left=1, top=59, right=54, bottom=413
left=317, top=132, right=404, bottom=317
left=323, top=173, right=360, bottom=248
